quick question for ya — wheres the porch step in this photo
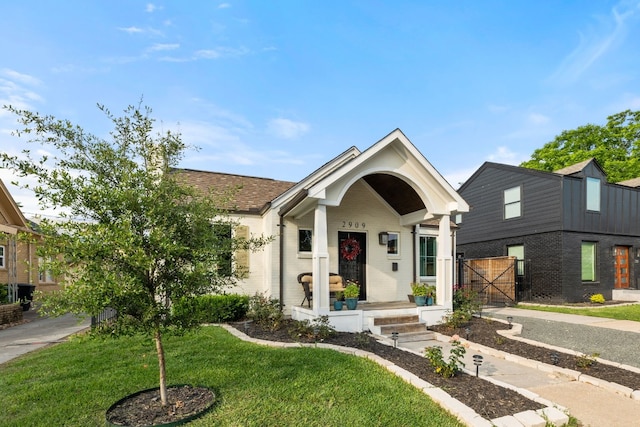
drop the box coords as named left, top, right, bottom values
left=379, top=322, right=426, bottom=335
left=393, top=330, right=436, bottom=343
left=373, top=315, right=419, bottom=326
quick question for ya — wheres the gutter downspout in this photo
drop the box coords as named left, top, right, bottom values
left=278, top=214, right=285, bottom=309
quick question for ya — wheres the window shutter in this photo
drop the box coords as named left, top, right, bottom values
left=235, top=225, right=250, bottom=279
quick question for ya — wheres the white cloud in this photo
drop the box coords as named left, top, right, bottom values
left=118, top=26, right=144, bottom=34
left=549, top=1, right=640, bottom=83
left=267, top=118, right=310, bottom=139
left=487, top=146, right=523, bottom=165
left=147, top=43, right=180, bottom=52
left=487, top=104, right=509, bottom=114
left=194, top=46, right=250, bottom=59
left=1, top=69, right=42, bottom=86
left=146, top=3, right=157, bottom=13
left=218, top=3, right=231, bottom=9
left=443, top=166, right=480, bottom=188
left=528, top=112, right=550, bottom=125
left=0, top=69, right=44, bottom=118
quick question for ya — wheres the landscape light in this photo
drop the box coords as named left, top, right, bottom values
left=473, top=354, right=484, bottom=377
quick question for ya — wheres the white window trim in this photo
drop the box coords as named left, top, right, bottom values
left=0, top=245, right=4, bottom=269
left=419, top=230, right=438, bottom=281
left=504, top=186, right=522, bottom=219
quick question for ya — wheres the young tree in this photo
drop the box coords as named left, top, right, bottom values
left=521, top=109, right=640, bottom=183
left=1, top=103, right=272, bottom=405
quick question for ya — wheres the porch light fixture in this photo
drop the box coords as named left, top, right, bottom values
left=611, top=246, right=617, bottom=257
left=378, top=232, right=389, bottom=245
left=472, top=354, right=483, bottom=377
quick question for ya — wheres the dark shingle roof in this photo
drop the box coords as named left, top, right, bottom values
left=554, top=158, right=593, bottom=175
left=174, top=169, right=296, bottom=214
left=616, top=177, right=640, bottom=188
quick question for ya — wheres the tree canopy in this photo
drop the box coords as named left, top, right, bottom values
left=520, top=109, right=640, bottom=183
left=1, top=103, right=272, bottom=405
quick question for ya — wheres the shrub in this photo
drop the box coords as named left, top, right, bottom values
left=448, top=285, right=481, bottom=327
left=288, top=315, right=336, bottom=341
left=575, top=352, right=600, bottom=369
left=589, top=293, right=605, bottom=304
left=173, top=294, right=249, bottom=324
left=424, top=337, right=466, bottom=378
left=246, top=292, right=284, bottom=331
left=0, top=285, right=7, bottom=304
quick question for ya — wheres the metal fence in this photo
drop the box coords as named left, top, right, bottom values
left=91, top=307, right=117, bottom=327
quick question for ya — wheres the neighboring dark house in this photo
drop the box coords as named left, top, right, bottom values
left=456, top=158, right=640, bottom=303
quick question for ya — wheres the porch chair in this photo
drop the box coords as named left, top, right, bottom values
left=297, top=272, right=344, bottom=307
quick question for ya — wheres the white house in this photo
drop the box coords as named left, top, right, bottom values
left=180, top=129, right=469, bottom=332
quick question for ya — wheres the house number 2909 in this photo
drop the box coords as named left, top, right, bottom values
left=342, top=221, right=365, bottom=229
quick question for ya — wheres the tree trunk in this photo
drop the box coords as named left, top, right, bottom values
left=155, top=329, right=168, bottom=406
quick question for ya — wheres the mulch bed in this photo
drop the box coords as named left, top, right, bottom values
left=105, top=385, right=215, bottom=427
left=233, top=319, right=547, bottom=421
left=431, top=317, right=640, bottom=391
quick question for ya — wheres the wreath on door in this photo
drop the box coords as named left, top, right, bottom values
left=340, top=237, right=361, bottom=261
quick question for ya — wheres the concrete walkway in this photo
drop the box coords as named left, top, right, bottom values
left=0, top=308, right=90, bottom=365
left=410, top=306, right=640, bottom=427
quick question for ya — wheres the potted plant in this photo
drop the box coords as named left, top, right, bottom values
left=426, top=285, right=436, bottom=305
left=333, top=290, right=344, bottom=311
left=411, top=283, right=428, bottom=306
left=343, top=282, right=359, bottom=310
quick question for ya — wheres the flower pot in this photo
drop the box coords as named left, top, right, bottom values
left=427, top=296, right=434, bottom=306
left=333, top=300, right=343, bottom=311
left=345, top=297, right=358, bottom=310
left=414, top=295, right=427, bottom=306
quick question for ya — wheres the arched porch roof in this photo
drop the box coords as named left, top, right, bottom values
left=276, top=129, right=468, bottom=222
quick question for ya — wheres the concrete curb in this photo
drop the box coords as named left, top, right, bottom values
left=220, top=324, right=567, bottom=427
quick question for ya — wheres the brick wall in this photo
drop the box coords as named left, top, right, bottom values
left=0, top=304, right=23, bottom=325
left=457, top=231, right=565, bottom=302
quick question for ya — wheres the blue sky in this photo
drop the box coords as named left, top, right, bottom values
left=2, top=1, right=640, bottom=218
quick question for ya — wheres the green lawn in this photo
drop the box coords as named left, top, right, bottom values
left=0, top=326, right=463, bottom=427
left=517, top=302, right=640, bottom=321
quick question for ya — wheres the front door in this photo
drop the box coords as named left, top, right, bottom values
left=614, top=246, right=630, bottom=289
left=338, top=231, right=366, bottom=300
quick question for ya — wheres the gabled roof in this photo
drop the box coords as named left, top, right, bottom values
left=460, top=158, right=610, bottom=193
left=458, top=161, right=561, bottom=192
left=553, top=158, right=594, bottom=175
left=616, top=177, right=640, bottom=188
left=176, top=130, right=467, bottom=221
left=273, top=128, right=468, bottom=219
left=174, top=169, right=296, bottom=214
left=553, top=158, right=608, bottom=179
left=0, top=178, right=31, bottom=234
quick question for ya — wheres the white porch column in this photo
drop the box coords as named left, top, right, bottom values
left=312, top=203, right=330, bottom=313
left=437, top=214, right=453, bottom=310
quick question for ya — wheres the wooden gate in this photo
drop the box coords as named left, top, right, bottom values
left=457, top=256, right=518, bottom=306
